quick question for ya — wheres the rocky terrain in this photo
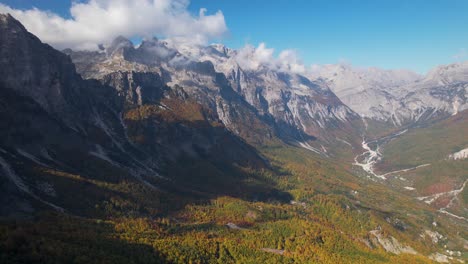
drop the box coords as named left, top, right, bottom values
left=65, top=36, right=365, bottom=157
left=0, top=14, right=275, bottom=217
left=310, top=63, right=468, bottom=126
left=0, top=13, right=467, bottom=263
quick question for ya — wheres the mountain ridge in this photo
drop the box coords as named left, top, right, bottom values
left=0, top=13, right=467, bottom=264
left=310, top=62, right=468, bottom=126
left=65, top=35, right=366, bottom=157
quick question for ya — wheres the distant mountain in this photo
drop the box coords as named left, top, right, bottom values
left=399, top=62, right=468, bottom=119
left=310, top=63, right=467, bottom=126
left=426, top=61, right=468, bottom=85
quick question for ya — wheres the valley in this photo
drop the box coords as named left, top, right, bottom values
left=0, top=8, right=467, bottom=264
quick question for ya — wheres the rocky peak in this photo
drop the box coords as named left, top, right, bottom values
left=425, top=61, right=468, bottom=85
left=106, top=36, right=133, bottom=56
left=0, top=13, right=24, bottom=31
left=206, top=43, right=235, bottom=58
left=0, top=12, right=83, bottom=117
left=139, top=37, right=160, bottom=49
left=105, top=35, right=133, bottom=59
left=136, top=37, right=178, bottom=61
left=101, top=71, right=167, bottom=107
left=65, top=25, right=362, bottom=149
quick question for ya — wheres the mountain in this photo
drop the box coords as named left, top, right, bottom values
left=65, top=37, right=364, bottom=157
left=399, top=62, right=468, bottom=119
left=1, top=14, right=467, bottom=264
left=0, top=13, right=276, bottom=218
left=308, top=64, right=421, bottom=122
left=199, top=44, right=362, bottom=144
left=311, top=63, right=468, bottom=127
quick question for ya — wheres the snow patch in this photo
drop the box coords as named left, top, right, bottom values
left=452, top=99, right=461, bottom=115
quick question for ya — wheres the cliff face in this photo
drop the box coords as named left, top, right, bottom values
left=0, top=14, right=271, bottom=217
left=66, top=36, right=364, bottom=156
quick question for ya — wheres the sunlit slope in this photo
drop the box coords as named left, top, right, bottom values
left=377, top=110, right=468, bottom=220
left=3, top=144, right=466, bottom=263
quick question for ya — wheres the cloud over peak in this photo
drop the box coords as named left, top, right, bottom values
left=235, top=43, right=306, bottom=74
left=0, top=0, right=227, bottom=50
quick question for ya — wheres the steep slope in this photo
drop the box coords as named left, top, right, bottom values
left=1, top=14, right=467, bottom=264
left=0, top=14, right=151, bottom=216
left=0, top=14, right=274, bottom=218
left=65, top=37, right=277, bottom=146
left=177, top=43, right=365, bottom=150
left=376, top=110, right=468, bottom=220
left=196, top=44, right=361, bottom=142
left=66, top=38, right=364, bottom=158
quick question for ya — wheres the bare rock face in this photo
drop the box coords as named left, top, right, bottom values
left=309, top=63, right=468, bottom=126
left=0, top=14, right=81, bottom=118
left=0, top=14, right=272, bottom=217
left=170, top=42, right=362, bottom=142
left=67, top=36, right=363, bottom=151
left=217, top=64, right=359, bottom=141
left=101, top=71, right=168, bottom=107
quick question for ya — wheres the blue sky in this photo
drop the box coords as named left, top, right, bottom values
left=2, top=0, right=468, bottom=73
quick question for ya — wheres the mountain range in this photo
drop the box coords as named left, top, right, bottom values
left=310, top=62, right=467, bottom=126
left=0, top=13, right=467, bottom=263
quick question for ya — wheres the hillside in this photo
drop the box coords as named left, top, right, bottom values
left=376, top=110, right=468, bottom=221
left=0, top=13, right=466, bottom=264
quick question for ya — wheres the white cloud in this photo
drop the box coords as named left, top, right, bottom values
left=0, top=0, right=227, bottom=50
left=235, top=43, right=274, bottom=70
left=453, top=48, right=467, bottom=60
left=278, top=50, right=305, bottom=73
left=0, top=0, right=314, bottom=75
left=235, top=43, right=306, bottom=74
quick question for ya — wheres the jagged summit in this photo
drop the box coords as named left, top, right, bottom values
left=66, top=33, right=362, bottom=152
left=310, top=62, right=468, bottom=125
left=0, top=13, right=24, bottom=29
left=206, top=43, right=234, bottom=58
left=0, top=14, right=270, bottom=219
left=106, top=35, right=134, bottom=56
left=425, top=61, right=468, bottom=85
left=0, top=12, right=84, bottom=118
